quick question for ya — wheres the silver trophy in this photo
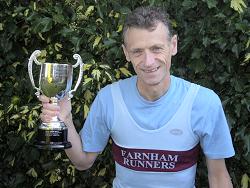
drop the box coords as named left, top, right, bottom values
left=28, top=50, right=84, bottom=149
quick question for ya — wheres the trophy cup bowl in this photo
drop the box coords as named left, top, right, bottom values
left=28, top=50, right=84, bottom=150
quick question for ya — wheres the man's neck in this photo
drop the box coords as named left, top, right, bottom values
left=136, top=76, right=171, bottom=101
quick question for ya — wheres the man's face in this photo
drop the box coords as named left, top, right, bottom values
left=122, top=22, right=177, bottom=88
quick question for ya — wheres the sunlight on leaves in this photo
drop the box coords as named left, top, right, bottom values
left=241, top=173, right=249, bottom=188
left=230, top=0, right=247, bottom=13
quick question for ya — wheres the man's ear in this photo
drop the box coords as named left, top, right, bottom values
left=122, top=44, right=131, bottom=62
left=171, top=35, right=178, bottom=56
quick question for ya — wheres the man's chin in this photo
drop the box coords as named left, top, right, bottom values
left=141, top=79, right=161, bottom=86
left=138, top=75, right=169, bottom=87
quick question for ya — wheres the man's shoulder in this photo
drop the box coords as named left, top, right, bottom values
left=197, top=84, right=221, bottom=102
left=172, top=75, right=222, bottom=107
left=194, top=84, right=222, bottom=110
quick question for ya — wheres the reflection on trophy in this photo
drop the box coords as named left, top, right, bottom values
left=28, top=50, right=84, bottom=149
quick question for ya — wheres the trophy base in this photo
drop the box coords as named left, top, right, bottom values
left=36, top=121, right=72, bottom=150
left=35, top=141, right=72, bottom=150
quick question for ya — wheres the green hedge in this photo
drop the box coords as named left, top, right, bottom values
left=0, top=0, right=249, bottom=187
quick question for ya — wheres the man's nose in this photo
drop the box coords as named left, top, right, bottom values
left=144, top=51, right=155, bottom=66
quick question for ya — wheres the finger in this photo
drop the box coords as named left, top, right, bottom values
left=58, top=96, right=71, bottom=105
left=40, top=113, right=51, bottom=123
left=38, top=95, right=50, bottom=103
left=42, top=102, right=60, bottom=111
left=41, top=108, right=59, bottom=117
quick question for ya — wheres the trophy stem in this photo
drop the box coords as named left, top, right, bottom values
left=50, top=97, right=60, bottom=122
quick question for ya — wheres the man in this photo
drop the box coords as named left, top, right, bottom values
left=40, top=6, right=235, bottom=188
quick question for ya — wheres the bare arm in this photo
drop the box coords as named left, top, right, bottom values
left=63, top=116, right=99, bottom=170
left=206, top=158, right=233, bottom=188
left=39, top=95, right=98, bottom=170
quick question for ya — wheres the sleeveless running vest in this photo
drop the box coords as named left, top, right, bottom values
left=110, top=82, right=200, bottom=188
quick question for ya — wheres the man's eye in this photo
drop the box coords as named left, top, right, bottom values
left=132, top=50, right=143, bottom=56
left=151, top=47, right=161, bottom=53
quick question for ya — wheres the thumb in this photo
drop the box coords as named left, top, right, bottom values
left=38, top=95, right=50, bottom=103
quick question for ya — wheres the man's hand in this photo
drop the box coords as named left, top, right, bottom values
left=39, top=95, right=72, bottom=124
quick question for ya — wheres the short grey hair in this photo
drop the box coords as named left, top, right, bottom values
left=122, top=6, right=174, bottom=43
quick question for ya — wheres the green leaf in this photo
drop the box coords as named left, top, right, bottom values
left=232, top=44, right=239, bottom=58
left=54, top=153, right=61, bottom=160
left=246, top=38, right=250, bottom=49
left=53, top=14, right=65, bottom=24
left=182, top=0, right=197, bottom=9
left=245, top=136, right=250, bottom=155
left=203, top=0, right=218, bottom=8
left=230, top=0, right=247, bottom=13
left=105, top=71, right=113, bottom=81
left=188, top=60, right=206, bottom=74
left=67, top=164, right=75, bottom=176
left=117, top=24, right=123, bottom=33
left=85, top=5, right=95, bottom=17
left=234, top=103, right=241, bottom=117
left=0, top=110, right=4, bottom=118
left=84, top=64, right=93, bottom=71
left=75, top=105, right=81, bottom=114
left=214, top=13, right=226, bottom=19
left=93, top=36, right=102, bottom=48
left=99, top=64, right=111, bottom=69
left=92, top=69, right=101, bottom=81
left=10, top=114, right=20, bottom=120
left=96, top=4, right=104, bottom=19
left=84, top=90, right=93, bottom=103
left=33, top=17, right=53, bottom=33
left=26, top=131, right=35, bottom=141
left=83, top=77, right=93, bottom=86
left=191, top=48, right=202, bottom=59
left=241, top=173, right=249, bottom=188
left=98, top=168, right=106, bottom=176
left=26, top=168, right=38, bottom=178
left=0, top=23, right=3, bottom=31
left=202, top=37, right=210, bottom=47
left=84, top=104, right=89, bottom=119
left=119, top=67, right=132, bottom=77
left=54, top=43, right=62, bottom=51
left=20, top=108, right=29, bottom=114
left=49, top=170, right=61, bottom=184
left=34, top=180, right=43, bottom=188
left=244, top=53, right=250, bottom=63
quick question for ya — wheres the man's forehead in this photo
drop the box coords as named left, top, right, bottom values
left=124, top=22, right=169, bottom=39
left=123, top=23, right=170, bottom=47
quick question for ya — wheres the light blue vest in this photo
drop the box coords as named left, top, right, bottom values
left=110, top=82, right=200, bottom=188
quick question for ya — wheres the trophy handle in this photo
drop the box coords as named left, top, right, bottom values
left=28, top=50, right=42, bottom=97
left=68, top=54, right=84, bottom=99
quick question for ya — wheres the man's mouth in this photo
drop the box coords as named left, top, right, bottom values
left=144, top=67, right=159, bottom=73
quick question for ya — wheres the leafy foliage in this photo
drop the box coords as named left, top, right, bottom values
left=0, top=0, right=249, bottom=187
